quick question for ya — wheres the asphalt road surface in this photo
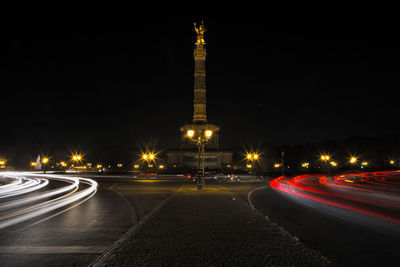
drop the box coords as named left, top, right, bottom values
left=250, top=176, right=400, bottom=266
left=1, top=172, right=399, bottom=266
left=0, top=174, right=184, bottom=266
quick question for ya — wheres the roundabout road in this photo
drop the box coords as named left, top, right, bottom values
left=0, top=173, right=183, bottom=266
left=249, top=171, right=400, bottom=267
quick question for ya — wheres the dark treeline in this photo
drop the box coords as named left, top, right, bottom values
left=252, top=134, right=400, bottom=172
left=2, top=134, right=400, bottom=171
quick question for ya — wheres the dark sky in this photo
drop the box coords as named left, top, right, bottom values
left=1, top=5, right=400, bottom=163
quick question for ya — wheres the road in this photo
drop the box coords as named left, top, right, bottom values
left=251, top=171, right=400, bottom=266
left=1, top=172, right=399, bottom=266
left=0, top=173, right=185, bottom=266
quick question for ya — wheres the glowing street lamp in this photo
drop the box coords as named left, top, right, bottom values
left=0, top=159, right=6, bottom=169
left=245, top=153, right=260, bottom=173
left=186, top=129, right=213, bottom=190
left=187, top=130, right=195, bottom=138
left=142, top=152, right=156, bottom=161
left=350, top=157, right=357, bottom=164
left=301, top=162, right=309, bottom=168
left=141, top=152, right=157, bottom=171
left=41, top=157, right=49, bottom=173
left=71, top=154, right=83, bottom=173
left=320, top=155, right=330, bottom=161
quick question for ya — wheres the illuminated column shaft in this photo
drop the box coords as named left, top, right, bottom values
left=193, top=45, right=207, bottom=123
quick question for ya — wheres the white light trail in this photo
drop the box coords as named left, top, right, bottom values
left=0, top=172, right=97, bottom=230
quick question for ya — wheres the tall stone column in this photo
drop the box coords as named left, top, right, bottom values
left=193, top=45, right=207, bottom=123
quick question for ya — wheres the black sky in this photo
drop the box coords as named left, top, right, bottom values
left=1, top=5, right=400, bottom=163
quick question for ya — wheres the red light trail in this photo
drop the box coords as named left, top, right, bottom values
left=270, top=171, right=400, bottom=224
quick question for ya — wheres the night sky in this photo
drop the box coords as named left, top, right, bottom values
left=1, top=5, right=400, bottom=164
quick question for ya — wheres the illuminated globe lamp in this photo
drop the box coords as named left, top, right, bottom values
left=301, top=162, right=310, bottom=169
left=186, top=128, right=213, bottom=190
left=320, top=154, right=331, bottom=171
left=41, top=157, right=49, bottom=173
left=71, top=154, right=83, bottom=173
left=245, top=152, right=260, bottom=174
left=0, top=159, right=6, bottom=169
left=361, top=161, right=368, bottom=169
left=141, top=152, right=157, bottom=171
left=320, top=155, right=330, bottom=161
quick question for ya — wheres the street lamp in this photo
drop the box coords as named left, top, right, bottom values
left=245, top=153, right=260, bottom=174
left=141, top=152, right=156, bottom=171
left=320, top=154, right=331, bottom=171
left=42, top=157, right=49, bottom=173
left=350, top=157, right=357, bottom=164
left=71, top=154, right=83, bottom=172
left=361, top=161, right=368, bottom=169
left=186, top=129, right=213, bottom=190
left=301, top=162, right=309, bottom=169
left=0, top=159, right=6, bottom=169
left=274, top=163, right=281, bottom=168
left=320, top=155, right=330, bottom=161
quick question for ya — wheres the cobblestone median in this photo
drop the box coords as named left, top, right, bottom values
left=93, top=185, right=331, bottom=266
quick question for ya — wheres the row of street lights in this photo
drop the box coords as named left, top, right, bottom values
left=15, top=149, right=400, bottom=174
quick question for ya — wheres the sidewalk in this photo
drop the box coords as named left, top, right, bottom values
left=92, top=185, right=331, bottom=266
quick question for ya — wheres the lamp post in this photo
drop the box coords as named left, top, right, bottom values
left=186, top=129, right=213, bottom=190
left=245, top=153, right=260, bottom=174
left=320, top=154, right=330, bottom=171
left=42, top=157, right=49, bottom=173
left=141, top=152, right=156, bottom=172
left=71, top=154, right=83, bottom=173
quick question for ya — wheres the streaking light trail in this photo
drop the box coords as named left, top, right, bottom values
left=0, top=172, right=97, bottom=229
left=270, top=171, right=400, bottom=224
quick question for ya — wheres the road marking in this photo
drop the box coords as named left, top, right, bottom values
left=107, top=186, right=137, bottom=225
left=0, top=246, right=107, bottom=254
left=108, top=183, right=117, bottom=189
left=247, top=185, right=269, bottom=210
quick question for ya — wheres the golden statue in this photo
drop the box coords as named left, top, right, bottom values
left=194, top=21, right=206, bottom=46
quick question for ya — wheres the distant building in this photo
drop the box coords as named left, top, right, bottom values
left=167, top=22, right=233, bottom=170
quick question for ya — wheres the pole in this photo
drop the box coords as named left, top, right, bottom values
left=281, top=151, right=285, bottom=176
left=201, top=142, right=205, bottom=187
left=198, top=140, right=201, bottom=169
left=197, top=139, right=202, bottom=191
